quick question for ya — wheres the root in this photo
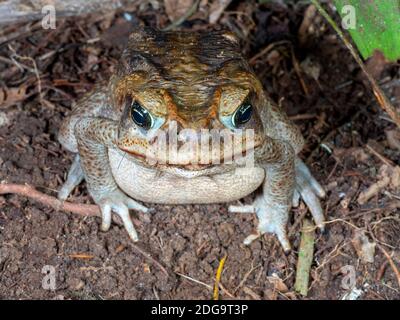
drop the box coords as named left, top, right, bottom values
left=0, top=183, right=169, bottom=277
left=0, top=183, right=99, bottom=216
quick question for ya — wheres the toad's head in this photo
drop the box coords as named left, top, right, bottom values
left=111, top=27, right=266, bottom=172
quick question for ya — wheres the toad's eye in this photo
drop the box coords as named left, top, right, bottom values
left=131, top=101, right=153, bottom=130
left=232, top=102, right=253, bottom=127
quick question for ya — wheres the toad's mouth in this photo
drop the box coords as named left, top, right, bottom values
left=117, top=145, right=257, bottom=171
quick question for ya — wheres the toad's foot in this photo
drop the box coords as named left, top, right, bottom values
left=230, top=195, right=291, bottom=252
left=293, top=157, right=325, bottom=230
left=58, top=155, right=151, bottom=242
left=95, top=188, right=150, bottom=242
left=229, top=158, right=325, bottom=252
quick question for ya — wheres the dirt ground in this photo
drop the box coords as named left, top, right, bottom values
left=0, top=1, right=399, bottom=300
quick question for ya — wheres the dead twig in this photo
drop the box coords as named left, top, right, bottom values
left=176, top=271, right=235, bottom=298
left=0, top=183, right=99, bottom=216
left=0, top=183, right=169, bottom=277
left=306, top=110, right=362, bottom=163
left=357, top=164, right=400, bottom=205
left=233, top=262, right=262, bottom=294
left=8, top=44, right=43, bottom=103
left=288, top=114, right=317, bottom=121
left=0, top=22, right=43, bottom=47
left=377, top=245, right=400, bottom=289
left=357, top=175, right=391, bottom=205
left=249, top=40, right=289, bottom=65
left=365, top=144, right=395, bottom=167
left=294, top=219, right=315, bottom=296
left=69, top=253, right=95, bottom=260
left=376, top=260, right=389, bottom=282
left=291, top=46, right=309, bottom=97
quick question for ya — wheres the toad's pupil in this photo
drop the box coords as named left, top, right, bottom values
left=131, top=101, right=152, bottom=129
left=233, top=103, right=253, bottom=127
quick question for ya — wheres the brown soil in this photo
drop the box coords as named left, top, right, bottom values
left=0, top=1, right=399, bottom=300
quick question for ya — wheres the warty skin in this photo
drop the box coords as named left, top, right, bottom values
left=58, top=28, right=325, bottom=252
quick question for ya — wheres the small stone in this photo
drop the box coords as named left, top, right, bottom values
left=0, top=112, right=10, bottom=127
left=67, top=277, right=85, bottom=290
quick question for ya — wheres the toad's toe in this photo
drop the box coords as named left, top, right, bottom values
left=295, top=157, right=325, bottom=231
left=96, top=189, right=150, bottom=242
left=236, top=196, right=291, bottom=252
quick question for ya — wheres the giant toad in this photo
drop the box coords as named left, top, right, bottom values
left=58, top=28, right=325, bottom=252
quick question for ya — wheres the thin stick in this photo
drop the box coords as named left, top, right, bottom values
left=233, top=263, right=262, bottom=294
left=176, top=272, right=213, bottom=290
left=175, top=272, right=235, bottom=298
left=365, top=144, right=396, bottom=167
left=8, top=44, right=43, bottom=103
left=130, top=243, right=169, bottom=277
left=0, top=183, right=100, bottom=216
left=291, top=46, right=309, bottom=97
left=0, top=183, right=169, bottom=277
left=311, top=0, right=400, bottom=128
left=294, top=219, right=315, bottom=296
left=377, top=245, right=400, bottom=289
left=249, top=40, right=290, bottom=65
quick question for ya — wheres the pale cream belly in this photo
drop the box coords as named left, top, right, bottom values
left=108, top=148, right=265, bottom=204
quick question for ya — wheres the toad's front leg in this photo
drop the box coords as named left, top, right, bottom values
left=229, top=139, right=324, bottom=252
left=68, top=118, right=150, bottom=242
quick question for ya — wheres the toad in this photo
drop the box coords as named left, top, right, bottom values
left=58, top=28, right=325, bottom=252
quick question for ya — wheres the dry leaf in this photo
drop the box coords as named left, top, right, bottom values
left=209, top=0, right=231, bottom=24
left=298, top=4, right=317, bottom=46
left=358, top=164, right=400, bottom=204
left=164, top=0, right=194, bottom=22
left=266, top=50, right=281, bottom=66
left=352, top=230, right=376, bottom=263
left=143, top=263, right=151, bottom=273
left=0, top=111, right=10, bottom=127
left=385, top=129, right=400, bottom=152
left=267, top=273, right=289, bottom=293
left=243, top=286, right=261, bottom=300
left=390, top=165, right=400, bottom=188
left=301, top=56, right=321, bottom=81
left=0, top=85, right=32, bottom=108
left=365, top=51, right=388, bottom=81
left=333, top=147, right=370, bottom=163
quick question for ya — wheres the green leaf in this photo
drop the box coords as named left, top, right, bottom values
left=334, top=0, right=400, bottom=61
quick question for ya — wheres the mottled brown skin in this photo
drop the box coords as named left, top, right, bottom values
left=58, top=28, right=325, bottom=251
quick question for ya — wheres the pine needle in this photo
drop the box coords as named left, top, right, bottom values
left=213, top=254, right=227, bottom=300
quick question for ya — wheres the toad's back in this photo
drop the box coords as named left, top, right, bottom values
left=118, top=28, right=251, bottom=122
